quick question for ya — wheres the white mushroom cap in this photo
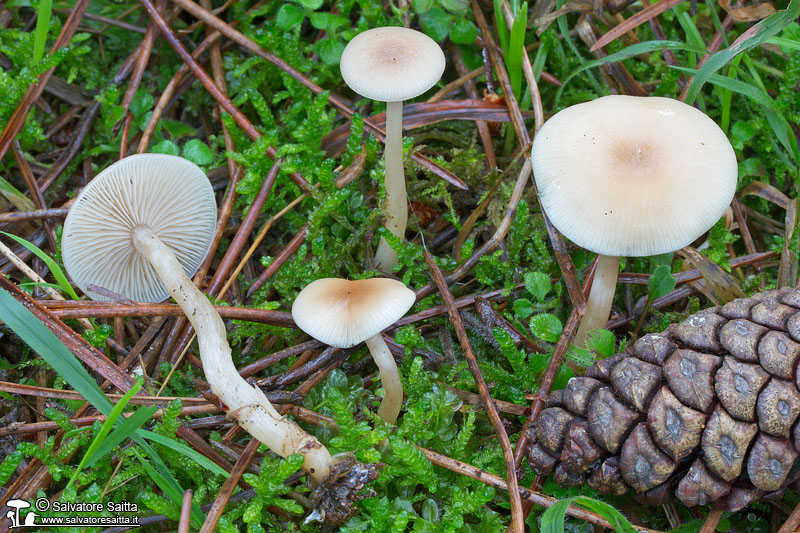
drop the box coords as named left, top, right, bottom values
left=292, top=278, right=415, bottom=348
left=531, top=95, right=737, bottom=257
left=62, top=154, right=217, bottom=302
left=340, top=27, right=445, bottom=103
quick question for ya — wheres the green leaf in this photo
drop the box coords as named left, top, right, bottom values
left=529, top=314, right=562, bottom=342
left=130, top=91, right=153, bottom=119
left=513, top=298, right=534, bottom=319
left=450, top=18, right=478, bottom=44
left=585, top=329, right=616, bottom=357
left=296, top=0, right=323, bottom=9
left=524, top=271, right=551, bottom=302
left=309, top=12, right=348, bottom=31
left=32, top=0, right=53, bottom=64
left=730, top=121, right=755, bottom=150
left=682, top=0, right=800, bottom=104
left=277, top=4, right=304, bottom=30
left=419, top=7, right=452, bottom=42
left=413, top=0, right=434, bottom=12
left=182, top=139, right=214, bottom=166
left=151, top=139, right=180, bottom=156
left=162, top=119, right=195, bottom=138
left=314, top=37, right=345, bottom=65
left=440, top=0, right=468, bottom=14
left=1, top=231, right=79, bottom=300
left=648, top=264, right=677, bottom=301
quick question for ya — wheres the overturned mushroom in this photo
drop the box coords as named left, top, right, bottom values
left=531, top=95, right=737, bottom=346
left=62, top=155, right=344, bottom=485
left=292, top=278, right=415, bottom=424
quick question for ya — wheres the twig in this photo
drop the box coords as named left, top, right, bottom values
left=591, top=0, right=685, bottom=51
left=178, top=490, right=192, bottom=533
left=777, top=500, right=800, bottom=533
left=419, top=447, right=663, bottom=532
left=423, top=251, right=524, bottom=533
left=200, top=438, right=261, bottom=532
left=0, top=404, right=220, bottom=438
left=10, top=141, right=56, bottom=250
left=40, top=301, right=295, bottom=326
left=0, top=208, right=69, bottom=224
left=700, top=508, right=723, bottom=533
left=247, top=224, right=308, bottom=298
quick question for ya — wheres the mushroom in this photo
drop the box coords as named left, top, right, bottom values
left=62, top=154, right=336, bottom=482
left=531, top=95, right=737, bottom=346
left=292, top=278, right=415, bottom=424
left=340, top=27, right=445, bottom=272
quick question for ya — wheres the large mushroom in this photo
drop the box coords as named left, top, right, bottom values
left=62, top=154, right=337, bottom=482
left=531, top=95, right=737, bottom=346
left=340, top=27, right=445, bottom=272
left=292, top=278, right=415, bottom=424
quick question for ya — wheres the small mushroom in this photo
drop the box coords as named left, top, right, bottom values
left=62, top=154, right=336, bottom=483
left=340, top=27, right=445, bottom=272
left=531, top=95, right=737, bottom=346
left=292, top=278, right=415, bottom=423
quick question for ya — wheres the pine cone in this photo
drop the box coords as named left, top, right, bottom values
left=526, top=288, right=800, bottom=510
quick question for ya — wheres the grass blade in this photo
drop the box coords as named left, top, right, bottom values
left=682, top=0, right=800, bottom=103
left=539, top=496, right=575, bottom=533
left=133, top=448, right=204, bottom=527
left=1, top=231, right=80, bottom=300
left=0, top=288, right=111, bottom=413
left=139, top=429, right=231, bottom=477
left=573, top=496, right=637, bottom=533
left=82, top=405, right=158, bottom=468
left=0, top=176, right=36, bottom=211
left=556, top=40, right=706, bottom=102
left=32, top=0, right=53, bottom=63
left=672, top=65, right=799, bottom=162
left=67, top=381, right=144, bottom=489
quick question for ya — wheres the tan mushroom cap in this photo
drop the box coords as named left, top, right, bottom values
left=62, top=154, right=217, bottom=303
left=292, top=278, right=416, bottom=348
left=340, top=26, right=445, bottom=103
left=531, top=95, right=737, bottom=257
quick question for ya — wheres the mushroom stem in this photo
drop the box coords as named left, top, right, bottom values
left=374, top=100, right=407, bottom=272
left=131, top=225, right=332, bottom=483
left=573, top=254, right=620, bottom=348
left=364, top=334, right=403, bottom=424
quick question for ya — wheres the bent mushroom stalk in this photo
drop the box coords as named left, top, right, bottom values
left=531, top=95, right=738, bottom=347
left=340, top=27, right=445, bottom=272
left=292, top=278, right=416, bottom=424
left=62, top=154, right=335, bottom=483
